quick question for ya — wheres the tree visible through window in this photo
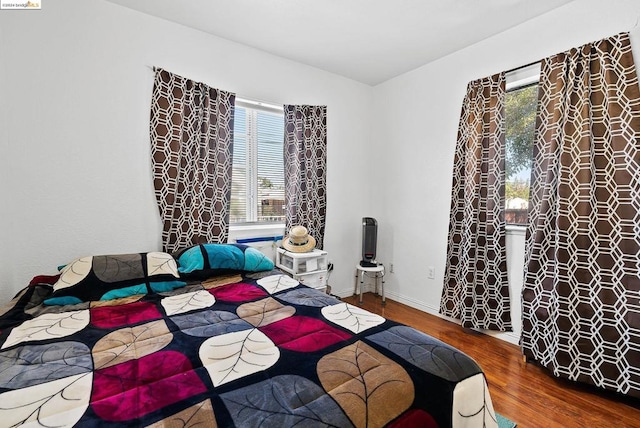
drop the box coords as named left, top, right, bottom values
left=505, top=83, right=537, bottom=225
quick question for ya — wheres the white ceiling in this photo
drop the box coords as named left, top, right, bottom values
left=105, top=0, right=573, bottom=86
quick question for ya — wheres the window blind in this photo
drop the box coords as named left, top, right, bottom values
left=231, top=100, right=285, bottom=224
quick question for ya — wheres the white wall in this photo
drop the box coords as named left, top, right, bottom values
left=0, top=0, right=372, bottom=303
left=371, top=0, right=640, bottom=344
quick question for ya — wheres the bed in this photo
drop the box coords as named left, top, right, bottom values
left=0, top=245, right=498, bottom=427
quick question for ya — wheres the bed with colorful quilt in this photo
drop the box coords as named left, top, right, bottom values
left=0, top=244, right=498, bottom=427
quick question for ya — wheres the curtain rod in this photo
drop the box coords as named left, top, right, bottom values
left=506, top=28, right=637, bottom=76
left=147, top=67, right=283, bottom=110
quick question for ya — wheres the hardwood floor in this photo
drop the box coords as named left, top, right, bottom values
left=342, top=293, right=640, bottom=428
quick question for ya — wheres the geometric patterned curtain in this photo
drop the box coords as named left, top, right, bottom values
left=521, top=32, right=640, bottom=398
left=440, top=73, right=513, bottom=332
left=150, top=68, right=235, bottom=253
left=283, top=105, right=327, bottom=249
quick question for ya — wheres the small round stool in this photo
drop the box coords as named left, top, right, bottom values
left=354, top=263, right=385, bottom=306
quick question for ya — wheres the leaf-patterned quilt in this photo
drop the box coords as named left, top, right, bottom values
left=0, top=270, right=498, bottom=427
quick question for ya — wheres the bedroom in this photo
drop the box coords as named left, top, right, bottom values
left=1, top=0, right=640, bottom=426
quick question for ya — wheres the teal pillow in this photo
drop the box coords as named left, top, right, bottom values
left=176, top=244, right=274, bottom=278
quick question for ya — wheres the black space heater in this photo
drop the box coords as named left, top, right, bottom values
left=361, top=217, right=378, bottom=267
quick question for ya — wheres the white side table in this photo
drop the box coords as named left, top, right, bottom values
left=276, top=248, right=329, bottom=293
left=354, top=263, right=385, bottom=306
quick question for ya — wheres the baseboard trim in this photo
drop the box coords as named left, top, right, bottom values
left=332, top=287, right=521, bottom=346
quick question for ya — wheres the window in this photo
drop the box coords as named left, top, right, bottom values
left=231, top=99, right=285, bottom=224
left=505, top=64, right=540, bottom=226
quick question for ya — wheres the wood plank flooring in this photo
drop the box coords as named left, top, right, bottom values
left=342, top=293, right=640, bottom=428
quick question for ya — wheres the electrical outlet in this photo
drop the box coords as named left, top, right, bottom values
left=390, top=263, right=394, bottom=273
left=427, top=266, right=435, bottom=279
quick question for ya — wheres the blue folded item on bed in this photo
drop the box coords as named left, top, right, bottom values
left=177, top=243, right=274, bottom=277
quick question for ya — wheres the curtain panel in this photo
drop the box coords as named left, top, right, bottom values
left=522, top=32, right=640, bottom=398
left=283, top=105, right=328, bottom=249
left=440, top=73, right=512, bottom=332
left=150, top=68, right=235, bottom=253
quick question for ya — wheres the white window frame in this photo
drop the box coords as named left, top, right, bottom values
left=232, top=97, right=285, bottom=227
left=504, top=62, right=540, bottom=232
left=505, top=62, right=540, bottom=91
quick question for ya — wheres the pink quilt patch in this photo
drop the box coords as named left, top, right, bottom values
left=260, top=316, right=351, bottom=352
left=91, top=350, right=207, bottom=421
left=91, top=301, right=162, bottom=329
left=209, top=282, right=268, bottom=302
left=388, top=409, right=438, bottom=427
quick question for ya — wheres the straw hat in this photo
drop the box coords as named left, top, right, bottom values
left=282, top=225, right=316, bottom=253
